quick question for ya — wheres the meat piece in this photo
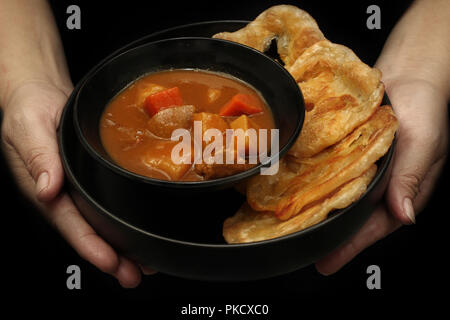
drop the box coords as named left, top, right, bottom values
left=147, top=105, right=195, bottom=139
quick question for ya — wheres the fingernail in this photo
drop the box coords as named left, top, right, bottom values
left=403, top=197, right=416, bottom=224
left=36, top=172, right=49, bottom=195
left=118, top=279, right=140, bottom=289
left=140, top=265, right=158, bottom=275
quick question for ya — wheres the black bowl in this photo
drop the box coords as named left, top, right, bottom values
left=58, top=21, right=395, bottom=281
left=73, top=37, right=304, bottom=191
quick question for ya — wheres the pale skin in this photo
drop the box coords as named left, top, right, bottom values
left=0, top=0, right=448, bottom=286
left=0, top=0, right=146, bottom=288
left=316, top=0, right=449, bottom=274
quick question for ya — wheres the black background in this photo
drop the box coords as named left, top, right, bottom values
left=2, top=0, right=448, bottom=312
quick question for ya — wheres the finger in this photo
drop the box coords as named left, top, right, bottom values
left=139, top=264, right=158, bottom=275
left=3, top=113, right=143, bottom=287
left=385, top=131, right=444, bottom=225
left=45, top=193, right=121, bottom=275
left=45, top=194, right=142, bottom=287
left=384, top=85, right=448, bottom=225
left=4, top=109, right=64, bottom=202
left=413, top=156, right=447, bottom=213
left=315, top=205, right=401, bottom=275
left=114, top=256, right=142, bottom=288
left=5, top=155, right=143, bottom=286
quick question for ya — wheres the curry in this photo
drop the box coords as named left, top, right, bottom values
left=100, top=69, right=275, bottom=181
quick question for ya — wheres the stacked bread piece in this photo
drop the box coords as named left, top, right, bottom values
left=213, top=5, right=398, bottom=243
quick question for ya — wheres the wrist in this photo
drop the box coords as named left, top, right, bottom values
left=0, top=77, right=72, bottom=116
left=0, top=73, right=72, bottom=112
left=376, top=55, right=450, bottom=103
left=383, top=76, right=446, bottom=101
left=0, top=0, right=73, bottom=111
left=375, top=0, right=450, bottom=102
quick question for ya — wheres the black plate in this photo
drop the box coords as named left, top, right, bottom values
left=58, top=21, right=394, bottom=281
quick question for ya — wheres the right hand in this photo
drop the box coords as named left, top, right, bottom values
left=1, top=79, right=148, bottom=287
left=316, top=77, right=448, bottom=275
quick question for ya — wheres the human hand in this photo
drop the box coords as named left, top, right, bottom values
left=315, top=77, right=448, bottom=274
left=1, top=80, right=148, bottom=287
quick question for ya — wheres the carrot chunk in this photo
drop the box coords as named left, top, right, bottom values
left=135, top=83, right=165, bottom=108
left=144, top=87, right=184, bottom=116
left=218, top=93, right=263, bottom=117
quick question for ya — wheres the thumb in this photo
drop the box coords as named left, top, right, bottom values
left=385, top=130, right=441, bottom=225
left=4, top=110, right=64, bottom=202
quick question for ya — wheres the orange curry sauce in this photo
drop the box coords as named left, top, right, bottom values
left=99, top=69, right=275, bottom=181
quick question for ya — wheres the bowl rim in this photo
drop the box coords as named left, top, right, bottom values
left=72, top=36, right=305, bottom=189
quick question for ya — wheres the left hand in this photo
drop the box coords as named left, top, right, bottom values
left=1, top=79, right=146, bottom=287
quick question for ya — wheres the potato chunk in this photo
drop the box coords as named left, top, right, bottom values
left=192, top=113, right=256, bottom=179
left=192, top=112, right=229, bottom=145
left=147, top=105, right=195, bottom=139
left=142, top=140, right=191, bottom=180
left=229, top=115, right=260, bottom=156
